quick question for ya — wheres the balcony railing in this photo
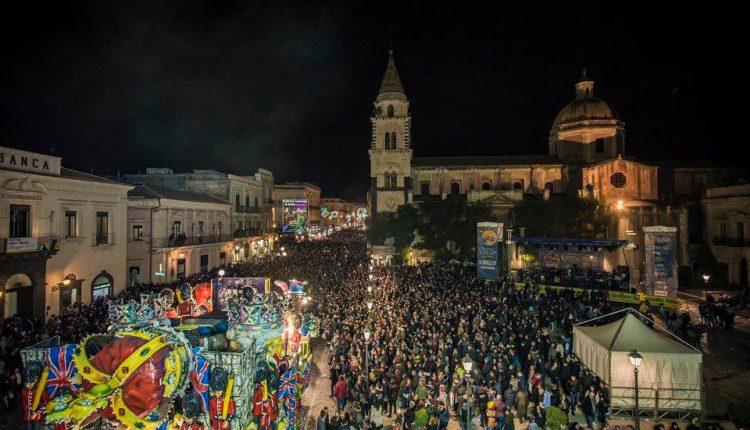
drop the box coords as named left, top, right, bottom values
left=92, top=233, right=115, bottom=247
left=152, top=234, right=228, bottom=248
left=235, top=205, right=262, bottom=214
left=713, top=236, right=750, bottom=247
left=234, top=229, right=262, bottom=239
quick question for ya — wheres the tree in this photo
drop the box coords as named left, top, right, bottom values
left=513, top=195, right=606, bottom=238
left=366, top=205, right=420, bottom=256
left=416, top=199, right=496, bottom=262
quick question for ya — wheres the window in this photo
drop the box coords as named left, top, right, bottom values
left=391, top=172, right=398, bottom=188
left=220, top=251, right=227, bottom=266
left=544, top=182, right=554, bottom=191
left=218, top=221, right=223, bottom=238
left=391, top=132, right=397, bottom=149
left=387, top=104, right=394, bottom=117
left=65, top=211, right=77, bottom=238
left=255, top=197, right=259, bottom=208
left=9, top=205, right=30, bottom=238
left=610, top=172, right=627, bottom=188
left=513, top=182, right=523, bottom=190
left=198, top=221, right=204, bottom=237
left=451, top=182, right=460, bottom=196
left=235, top=221, right=242, bottom=231
left=176, top=259, right=186, bottom=277
left=739, top=222, right=745, bottom=242
left=132, top=225, right=143, bottom=241
left=482, top=182, right=492, bottom=191
left=95, top=212, right=109, bottom=245
left=384, top=133, right=391, bottom=149
left=235, top=194, right=240, bottom=208
left=200, top=254, right=209, bottom=273
left=245, top=196, right=250, bottom=207
left=91, top=272, right=113, bottom=302
left=719, top=223, right=727, bottom=238
left=421, top=183, right=430, bottom=195
left=595, top=138, right=605, bottom=154
left=384, top=172, right=397, bottom=189
left=173, top=221, right=182, bottom=236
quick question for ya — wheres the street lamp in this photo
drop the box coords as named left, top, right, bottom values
left=367, top=285, right=373, bottom=293
left=366, top=300, right=373, bottom=311
left=629, top=350, right=643, bottom=430
left=363, top=329, right=371, bottom=388
left=462, top=355, right=474, bottom=430
left=702, top=274, right=710, bottom=285
left=218, top=269, right=225, bottom=277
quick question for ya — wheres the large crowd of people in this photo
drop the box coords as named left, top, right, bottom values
left=0, top=230, right=716, bottom=430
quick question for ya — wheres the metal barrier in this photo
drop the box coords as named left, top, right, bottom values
left=610, top=385, right=702, bottom=420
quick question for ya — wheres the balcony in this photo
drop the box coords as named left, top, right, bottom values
left=235, top=205, right=262, bottom=214
left=234, top=229, right=262, bottom=239
left=713, top=236, right=750, bottom=247
left=92, top=233, right=116, bottom=247
left=152, top=234, right=229, bottom=248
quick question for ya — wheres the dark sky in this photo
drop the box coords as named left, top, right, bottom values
left=2, top=2, right=747, bottom=200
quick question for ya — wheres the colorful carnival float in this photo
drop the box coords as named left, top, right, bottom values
left=21, top=277, right=317, bottom=430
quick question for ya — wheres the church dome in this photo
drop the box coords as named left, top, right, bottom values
left=550, top=70, right=620, bottom=132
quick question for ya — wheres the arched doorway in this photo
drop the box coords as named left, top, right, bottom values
left=91, top=272, right=114, bottom=302
left=4, top=273, right=33, bottom=317
left=741, top=258, right=748, bottom=288
left=451, top=182, right=460, bottom=196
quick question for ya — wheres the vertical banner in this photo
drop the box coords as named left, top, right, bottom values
left=643, top=226, right=678, bottom=298
left=477, top=222, right=502, bottom=280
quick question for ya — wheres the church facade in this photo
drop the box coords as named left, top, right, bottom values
left=368, top=52, right=657, bottom=216
left=367, top=52, right=746, bottom=287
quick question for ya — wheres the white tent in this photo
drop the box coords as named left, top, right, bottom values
left=573, top=310, right=702, bottom=413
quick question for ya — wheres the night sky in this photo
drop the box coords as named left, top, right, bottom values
left=2, top=2, right=746, bottom=200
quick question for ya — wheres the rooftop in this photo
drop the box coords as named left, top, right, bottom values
left=128, top=185, right=230, bottom=205
left=412, top=155, right=562, bottom=168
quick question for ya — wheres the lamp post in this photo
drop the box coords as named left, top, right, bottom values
left=367, top=300, right=373, bottom=311
left=462, top=355, right=474, bottom=430
left=629, top=350, right=643, bottom=430
left=218, top=269, right=225, bottom=277
left=363, top=329, right=371, bottom=389
left=367, top=285, right=373, bottom=294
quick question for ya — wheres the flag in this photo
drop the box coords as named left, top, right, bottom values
left=285, top=395, right=297, bottom=425
left=278, top=367, right=297, bottom=401
left=190, top=351, right=210, bottom=412
left=45, top=344, right=79, bottom=398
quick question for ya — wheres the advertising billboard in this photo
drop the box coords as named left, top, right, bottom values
left=282, top=199, right=308, bottom=234
left=644, top=226, right=678, bottom=298
left=477, top=222, right=502, bottom=280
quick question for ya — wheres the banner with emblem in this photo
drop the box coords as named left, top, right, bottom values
left=477, top=222, right=502, bottom=280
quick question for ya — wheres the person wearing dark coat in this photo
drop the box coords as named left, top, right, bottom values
left=582, top=390, right=597, bottom=429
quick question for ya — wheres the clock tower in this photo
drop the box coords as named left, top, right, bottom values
left=369, top=50, right=413, bottom=213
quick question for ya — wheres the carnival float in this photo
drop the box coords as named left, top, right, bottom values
left=21, top=277, right=317, bottom=430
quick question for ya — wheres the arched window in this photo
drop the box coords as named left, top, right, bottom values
left=91, top=272, right=113, bottom=302
left=384, top=133, right=391, bottom=149
left=421, top=183, right=430, bottom=195
left=451, top=182, right=460, bottom=196
left=391, top=172, right=398, bottom=188
left=387, top=105, right=394, bottom=117
left=384, top=173, right=391, bottom=188
left=391, top=132, right=397, bottom=149
left=513, top=182, right=523, bottom=190
left=481, top=182, right=492, bottom=191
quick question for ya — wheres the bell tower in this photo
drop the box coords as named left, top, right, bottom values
left=369, top=50, right=413, bottom=213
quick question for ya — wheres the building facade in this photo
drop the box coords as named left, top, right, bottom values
left=127, top=186, right=252, bottom=285
left=1, top=146, right=131, bottom=319
left=704, top=184, right=750, bottom=288
left=367, top=52, right=747, bottom=284
left=320, top=198, right=359, bottom=229
left=124, top=168, right=275, bottom=259
left=273, top=182, right=322, bottom=231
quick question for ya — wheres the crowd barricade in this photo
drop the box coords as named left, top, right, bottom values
left=513, top=283, right=684, bottom=309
